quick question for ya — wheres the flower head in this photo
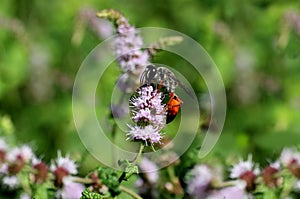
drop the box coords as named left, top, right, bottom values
left=32, top=157, right=49, bottom=184
left=56, top=177, right=85, bottom=199
left=280, top=148, right=300, bottom=179
left=207, top=183, right=247, bottom=199
left=262, top=161, right=281, bottom=188
left=130, top=85, right=166, bottom=127
left=127, top=84, right=167, bottom=145
left=230, top=155, right=260, bottom=179
left=2, top=176, right=19, bottom=189
left=51, top=151, right=77, bottom=175
left=7, top=145, right=33, bottom=163
left=127, top=125, right=163, bottom=145
left=112, top=14, right=150, bottom=76
left=51, top=151, right=78, bottom=187
left=230, top=155, right=259, bottom=191
left=139, top=158, right=159, bottom=184
left=7, top=145, right=34, bottom=175
left=186, top=165, right=213, bottom=199
left=280, top=148, right=300, bottom=166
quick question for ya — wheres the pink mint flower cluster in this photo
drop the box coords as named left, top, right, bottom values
left=185, top=148, right=300, bottom=199
left=97, top=9, right=151, bottom=94
left=0, top=137, right=84, bottom=199
left=127, top=85, right=166, bottom=145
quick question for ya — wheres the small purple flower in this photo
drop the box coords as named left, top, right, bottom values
left=280, top=148, right=300, bottom=167
left=262, top=161, right=281, bottom=187
left=50, top=151, right=78, bottom=175
left=2, top=175, right=19, bottom=189
left=139, top=157, right=159, bottom=184
left=31, top=156, right=48, bottom=184
left=280, top=148, right=300, bottom=179
left=109, top=13, right=151, bottom=95
left=7, top=145, right=34, bottom=163
left=113, top=17, right=149, bottom=76
left=0, top=163, right=8, bottom=174
left=6, top=145, right=34, bottom=175
left=51, top=151, right=78, bottom=187
left=56, top=177, right=85, bottom=199
left=207, top=183, right=247, bottom=199
left=186, top=165, right=213, bottom=199
left=230, top=155, right=260, bottom=179
left=127, top=125, right=163, bottom=145
left=230, top=155, right=259, bottom=191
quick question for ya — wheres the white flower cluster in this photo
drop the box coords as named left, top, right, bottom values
left=230, top=155, right=260, bottom=179
left=0, top=137, right=84, bottom=198
left=280, top=147, right=300, bottom=167
left=50, top=151, right=78, bottom=175
left=127, top=85, right=166, bottom=145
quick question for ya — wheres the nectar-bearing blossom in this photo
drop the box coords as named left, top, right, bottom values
left=31, top=156, right=48, bottom=184
left=7, top=145, right=33, bottom=163
left=97, top=9, right=150, bottom=94
left=55, top=177, right=85, bottom=199
left=113, top=15, right=149, bottom=75
left=2, top=175, right=19, bottom=189
left=50, top=151, right=78, bottom=187
left=280, top=148, right=300, bottom=179
left=207, top=182, right=247, bottom=199
left=6, top=145, right=34, bottom=175
left=262, top=161, right=281, bottom=187
left=139, top=157, right=159, bottom=184
left=127, top=85, right=167, bottom=145
left=127, top=125, right=162, bottom=145
left=186, top=164, right=213, bottom=199
left=129, top=85, right=166, bottom=127
left=280, top=148, right=300, bottom=166
left=230, top=155, right=260, bottom=191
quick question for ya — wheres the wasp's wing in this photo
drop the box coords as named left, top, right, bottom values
left=157, top=67, right=195, bottom=99
left=156, top=67, right=178, bottom=92
left=175, top=79, right=196, bottom=99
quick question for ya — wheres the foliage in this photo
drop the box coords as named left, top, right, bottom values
left=0, top=1, right=300, bottom=198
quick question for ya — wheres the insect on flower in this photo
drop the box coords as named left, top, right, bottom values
left=138, top=64, right=192, bottom=124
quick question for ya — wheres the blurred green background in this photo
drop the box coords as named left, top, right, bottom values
left=1, top=0, right=300, bottom=172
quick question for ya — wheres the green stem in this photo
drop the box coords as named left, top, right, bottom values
left=119, top=185, right=143, bottom=199
left=212, top=180, right=240, bottom=188
left=167, top=167, right=177, bottom=183
left=111, top=122, right=117, bottom=167
left=119, top=143, right=144, bottom=183
left=131, top=143, right=144, bottom=164
left=70, top=176, right=93, bottom=184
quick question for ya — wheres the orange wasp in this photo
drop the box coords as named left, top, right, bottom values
left=165, top=92, right=183, bottom=124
